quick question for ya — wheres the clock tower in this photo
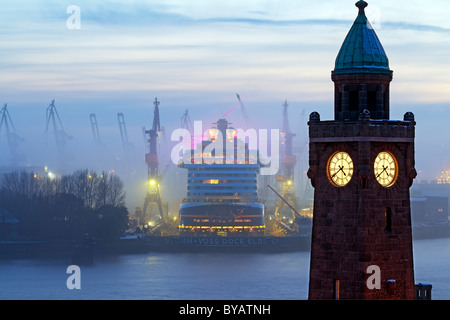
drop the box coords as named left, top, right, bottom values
left=307, top=1, right=417, bottom=300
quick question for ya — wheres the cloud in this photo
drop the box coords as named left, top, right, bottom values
left=1, top=1, right=450, bottom=188
left=385, top=21, right=450, bottom=34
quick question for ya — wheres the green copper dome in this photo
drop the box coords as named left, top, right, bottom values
left=333, top=1, right=392, bottom=75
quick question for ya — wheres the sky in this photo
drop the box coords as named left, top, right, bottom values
left=1, top=0, right=450, bottom=209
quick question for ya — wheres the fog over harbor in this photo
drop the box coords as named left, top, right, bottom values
left=1, top=1, right=450, bottom=212
left=1, top=0, right=450, bottom=302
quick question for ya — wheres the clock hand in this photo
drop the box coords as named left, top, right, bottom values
left=332, top=165, right=347, bottom=178
left=339, top=163, right=348, bottom=177
left=331, top=167, right=342, bottom=179
left=376, top=168, right=384, bottom=179
left=376, top=166, right=389, bottom=179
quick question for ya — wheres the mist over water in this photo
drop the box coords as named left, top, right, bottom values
left=0, top=238, right=448, bottom=300
left=0, top=98, right=312, bottom=214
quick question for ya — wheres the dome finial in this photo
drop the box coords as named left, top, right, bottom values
left=356, top=0, right=368, bottom=15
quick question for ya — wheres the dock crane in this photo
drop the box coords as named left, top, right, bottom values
left=181, top=109, right=194, bottom=150
left=147, top=97, right=161, bottom=180
left=236, top=93, right=250, bottom=129
left=117, top=113, right=133, bottom=155
left=142, top=98, right=167, bottom=225
left=45, top=99, right=73, bottom=167
left=90, top=113, right=103, bottom=148
left=281, top=100, right=296, bottom=182
left=274, top=100, right=299, bottom=220
left=181, top=109, right=193, bottom=134
left=0, top=103, right=27, bottom=164
left=268, top=184, right=311, bottom=235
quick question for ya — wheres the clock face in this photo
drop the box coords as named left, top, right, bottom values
left=327, top=152, right=354, bottom=187
left=374, top=151, right=398, bottom=187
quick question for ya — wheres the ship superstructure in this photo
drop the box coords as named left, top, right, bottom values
left=178, top=119, right=265, bottom=236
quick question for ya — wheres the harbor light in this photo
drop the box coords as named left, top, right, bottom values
left=47, top=171, right=56, bottom=180
left=208, top=128, right=219, bottom=141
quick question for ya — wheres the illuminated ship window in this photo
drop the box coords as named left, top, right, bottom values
left=203, top=179, right=219, bottom=184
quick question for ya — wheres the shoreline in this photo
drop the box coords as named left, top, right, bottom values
left=1, top=224, right=448, bottom=260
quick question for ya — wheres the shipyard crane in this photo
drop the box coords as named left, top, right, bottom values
left=142, top=97, right=167, bottom=224
left=141, top=126, right=147, bottom=145
left=281, top=100, right=297, bottom=182
left=181, top=109, right=195, bottom=150
left=181, top=109, right=193, bottom=134
left=268, top=184, right=300, bottom=229
left=236, top=93, right=250, bottom=129
left=117, top=113, right=133, bottom=154
left=0, top=103, right=27, bottom=164
left=45, top=99, right=73, bottom=167
left=146, top=97, right=161, bottom=179
left=90, top=113, right=103, bottom=148
left=268, top=184, right=309, bottom=235
left=274, top=100, right=299, bottom=220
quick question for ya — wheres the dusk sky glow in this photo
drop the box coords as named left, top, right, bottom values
left=1, top=1, right=450, bottom=208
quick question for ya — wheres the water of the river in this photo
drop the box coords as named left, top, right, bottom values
left=0, top=238, right=448, bottom=300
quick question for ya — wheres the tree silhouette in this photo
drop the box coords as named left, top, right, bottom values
left=0, top=169, right=129, bottom=240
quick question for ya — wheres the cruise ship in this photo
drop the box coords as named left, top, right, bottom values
left=178, top=119, right=265, bottom=236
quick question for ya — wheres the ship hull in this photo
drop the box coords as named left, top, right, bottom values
left=144, top=234, right=311, bottom=253
left=179, top=203, right=265, bottom=236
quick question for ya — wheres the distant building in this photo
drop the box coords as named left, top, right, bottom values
left=411, top=181, right=450, bottom=223
left=0, top=207, right=19, bottom=238
left=436, top=169, right=450, bottom=185
left=411, top=196, right=448, bottom=223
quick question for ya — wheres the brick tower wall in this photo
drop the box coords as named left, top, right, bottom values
left=307, top=117, right=416, bottom=300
